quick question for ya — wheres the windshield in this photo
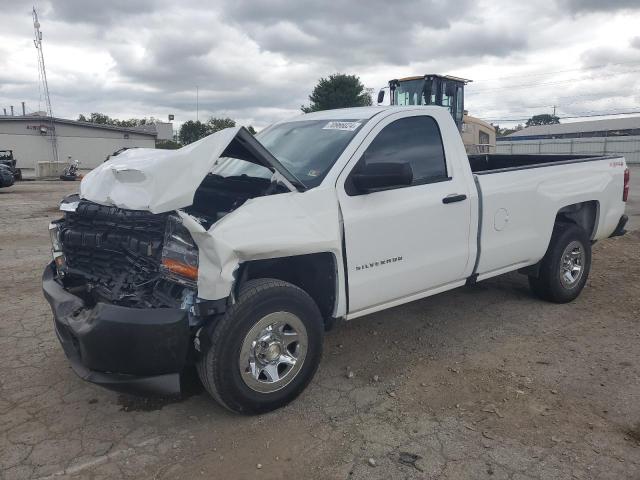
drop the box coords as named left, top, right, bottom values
left=395, top=79, right=426, bottom=106
left=211, top=119, right=366, bottom=188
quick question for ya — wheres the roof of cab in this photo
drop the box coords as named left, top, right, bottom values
left=283, top=105, right=445, bottom=123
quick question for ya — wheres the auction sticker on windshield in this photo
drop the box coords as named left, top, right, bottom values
left=322, top=121, right=361, bottom=131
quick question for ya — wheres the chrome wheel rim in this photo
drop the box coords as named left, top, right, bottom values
left=239, top=312, right=308, bottom=393
left=559, top=240, right=585, bottom=289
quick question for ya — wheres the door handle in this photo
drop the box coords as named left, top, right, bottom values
left=442, top=194, right=467, bottom=204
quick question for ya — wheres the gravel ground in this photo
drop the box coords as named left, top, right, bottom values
left=1, top=172, right=639, bottom=480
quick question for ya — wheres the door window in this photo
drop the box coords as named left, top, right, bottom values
left=351, top=115, right=447, bottom=190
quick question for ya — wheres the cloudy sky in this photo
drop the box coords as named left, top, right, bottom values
left=1, top=0, right=639, bottom=129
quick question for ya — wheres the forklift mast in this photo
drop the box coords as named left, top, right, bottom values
left=383, top=74, right=471, bottom=132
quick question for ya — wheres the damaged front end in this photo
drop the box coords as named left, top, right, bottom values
left=43, top=196, right=215, bottom=395
left=42, top=125, right=343, bottom=398
left=51, top=197, right=197, bottom=309
left=42, top=127, right=302, bottom=396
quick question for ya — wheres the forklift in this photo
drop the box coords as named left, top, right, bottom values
left=377, top=74, right=468, bottom=130
left=377, top=74, right=495, bottom=153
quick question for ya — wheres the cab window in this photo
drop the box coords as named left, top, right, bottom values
left=356, top=116, right=447, bottom=187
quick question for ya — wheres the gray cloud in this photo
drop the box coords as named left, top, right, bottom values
left=48, top=0, right=166, bottom=25
left=220, top=0, right=523, bottom=65
left=559, top=0, right=640, bottom=13
left=0, top=0, right=638, bottom=130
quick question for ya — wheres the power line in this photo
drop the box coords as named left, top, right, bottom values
left=472, top=60, right=640, bottom=82
left=483, top=110, right=640, bottom=122
left=468, top=68, right=640, bottom=93
left=469, top=90, right=640, bottom=110
left=479, top=104, right=640, bottom=119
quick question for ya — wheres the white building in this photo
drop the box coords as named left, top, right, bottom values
left=497, top=116, right=640, bottom=164
left=137, top=121, right=174, bottom=140
left=0, top=115, right=157, bottom=177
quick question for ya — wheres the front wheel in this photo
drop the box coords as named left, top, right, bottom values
left=197, top=279, right=324, bottom=414
left=529, top=222, right=592, bottom=303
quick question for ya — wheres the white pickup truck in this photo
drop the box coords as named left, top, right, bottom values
left=43, top=106, right=630, bottom=413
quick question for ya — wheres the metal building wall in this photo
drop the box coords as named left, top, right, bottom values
left=0, top=119, right=156, bottom=177
left=497, top=136, right=640, bottom=164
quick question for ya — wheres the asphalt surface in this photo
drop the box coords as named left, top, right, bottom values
left=0, top=168, right=639, bottom=480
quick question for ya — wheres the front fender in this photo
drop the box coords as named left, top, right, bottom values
left=179, top=187, right=346, bottom=315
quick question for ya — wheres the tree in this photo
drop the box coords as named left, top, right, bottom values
left=247, top=125, right=257, bottom=135
left=77, top=112, right=112, bottom=124
left=179, top=120, right=209, bottom=145
left=155, top=139, right=181, bottom=150
left=207, top=117, right=236, bottom=133
left=76, top=113, right=155, bottom=127
left=495, top=124, right=524, bottom=137
left=301, top=73, right=372, bottom=113
left=525, top=114, right=560, bottom=127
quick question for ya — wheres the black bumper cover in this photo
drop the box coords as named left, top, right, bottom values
left=42, top=263, right=190, bottom=396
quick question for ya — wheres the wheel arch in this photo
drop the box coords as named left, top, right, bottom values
left=521, top=200, right=598, bottom=279
left=555, top=200, right=599, bottom=240
left=234, top=252, right=339, bottom=326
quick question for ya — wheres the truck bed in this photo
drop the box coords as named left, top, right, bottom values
left=470, top=154, right=626, bottom=283
left=468, top=154, right=611, bottom=174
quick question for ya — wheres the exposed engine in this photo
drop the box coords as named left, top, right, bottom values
left=53, top=174, right=285, bottom=308
left=57, top=196, right=184, bottom=308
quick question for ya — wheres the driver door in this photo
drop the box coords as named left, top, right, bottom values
left=337, top=112, right=472, bottom=315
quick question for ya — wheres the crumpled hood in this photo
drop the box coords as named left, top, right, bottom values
left=80, top=127, right=299, bottom=213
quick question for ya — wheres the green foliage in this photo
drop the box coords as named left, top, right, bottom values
left=301, top=73, right=372, bottom=113
left=526, top=114, right=560, bottom=127
left=495, top=124, right=524, bottom=137
left=78, top=112, right=246, bottom=146
left=77, top=113, right=155, bottom=127
left=179, top=117, right=240, bottom=145
left=155, top=139, right=181, bottom=150
left=179, top=120, right=209, bottom=145
left=247, top=125, right=257, bottom=135
left=207, top=117, right=236, bottom=133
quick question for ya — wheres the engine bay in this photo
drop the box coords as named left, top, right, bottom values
left=54, top=173, right=286, bottom=309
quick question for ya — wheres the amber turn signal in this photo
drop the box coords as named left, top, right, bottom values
left=161, top=258, right=198, bottom=280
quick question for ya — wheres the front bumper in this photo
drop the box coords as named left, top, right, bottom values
left=42, top=263, right=190, bottom=396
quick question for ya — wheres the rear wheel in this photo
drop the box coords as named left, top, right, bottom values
left=528, top=222, right=591, bottom=303
left=197, top=279, right=324, bottom=414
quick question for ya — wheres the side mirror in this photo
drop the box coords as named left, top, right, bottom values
left=377, top=90, right=385, bottom=104
left=351, top=162, right=413, bottom=193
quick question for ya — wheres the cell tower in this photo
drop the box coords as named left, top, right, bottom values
left=32, top=7, right=58, bottom=163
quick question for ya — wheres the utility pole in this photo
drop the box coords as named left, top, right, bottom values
left=552, top=105, right=556, bottom=116
left=33, top=7, right=59, bottom=163
left=196, top=86, right=199, bottom=122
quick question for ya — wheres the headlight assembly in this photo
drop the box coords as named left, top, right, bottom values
left=160, top=215, right=199, bottom=288
left=48, top=221, right=66, bottom=273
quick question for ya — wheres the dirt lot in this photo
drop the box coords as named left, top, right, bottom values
left=1, top=172, right=639, bottom=480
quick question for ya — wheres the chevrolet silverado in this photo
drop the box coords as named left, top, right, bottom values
left=43, top=106, right=630, bottom=413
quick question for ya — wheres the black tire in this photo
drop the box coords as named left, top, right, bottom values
left=197, top=279, right=324, bottom=414
left=528, top=222, right=591, bottom=303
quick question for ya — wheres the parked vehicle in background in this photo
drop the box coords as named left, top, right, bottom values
left=60, top=157, right=80, bottom=181
left=43, top=106, right=629, bottom=414
left=0, top=149, right=22, bottom=180
left=0, top=164, right=15, bottom=188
